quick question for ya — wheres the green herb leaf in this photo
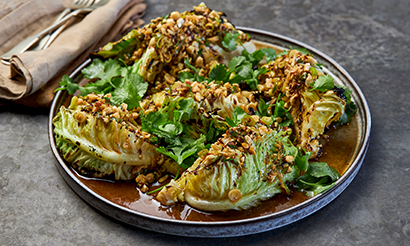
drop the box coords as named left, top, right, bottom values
left=225, top=107, right=248, bottom=127
left=315, top=63, right=324, bottom=69
left=179, top=58, right=205, bottom=82
left=295, top=162, right=340, bottom=196
left=156, top=134, right=206, bottom=168
left=179, top=71, right=195, bottom=82
left=309, top=75, right=335, bottom=92
left=261, top=48, right=277, bottom=63
left=256, top=98, right=270, bottom=118
left=209, top=64, right=230, bottom=82
left=337, top=101, right=357, bottom=125
left=272, top=99, right=294, bottom=126
left=295, top=149, right=311, bottom=171
left=228, top=56, right=246, bottom=71
left=222, top=32, right=239, bottom=51
left=294, top=47, right=311, bottom=56
left=111, top=73, right=147, bottom=110
left=55, top=75, right=80, bottom=94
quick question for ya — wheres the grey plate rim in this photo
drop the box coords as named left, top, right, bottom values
left=48, top=27, right=371, bottom=237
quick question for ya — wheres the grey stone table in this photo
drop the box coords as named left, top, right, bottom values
left=1, top=0, right=409, bottom=245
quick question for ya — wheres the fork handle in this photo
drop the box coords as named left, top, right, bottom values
left=1, top=8, right=93, bottom=61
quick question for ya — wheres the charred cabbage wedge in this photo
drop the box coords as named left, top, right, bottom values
left=53, top=95, right=159, bottom=180
left=157, top=125, right=301, bottom=211
left=259, top=49, right=348, bottom=158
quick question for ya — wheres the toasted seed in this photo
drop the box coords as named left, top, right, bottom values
left=228, top=189, right=242, bottom=202
left=158, top=174, right=169, bottom=183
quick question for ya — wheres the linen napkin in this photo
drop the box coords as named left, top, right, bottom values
left=0, top=0, right=146, bottom=108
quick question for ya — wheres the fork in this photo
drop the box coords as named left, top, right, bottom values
left=1, top=0, right=109, bottom=65
left=30, top=0, right=98, bottom=51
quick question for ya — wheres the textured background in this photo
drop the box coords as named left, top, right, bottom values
left=1, top=0, right=410, bottom=245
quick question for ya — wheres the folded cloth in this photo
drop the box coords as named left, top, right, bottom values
left=0, top=0, right=146, bottom=108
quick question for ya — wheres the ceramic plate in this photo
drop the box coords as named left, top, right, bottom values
left=48, top=27, right=371, bottom=237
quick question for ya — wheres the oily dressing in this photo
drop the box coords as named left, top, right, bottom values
left=67, top=40, right=360, bottom=222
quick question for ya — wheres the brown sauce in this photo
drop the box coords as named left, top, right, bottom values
left=72, top=117, right=359, bottom=222
left=66, top=40, right=360, bottom=222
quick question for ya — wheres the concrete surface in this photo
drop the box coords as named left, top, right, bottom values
left=1, top=0, right=409, bottom=245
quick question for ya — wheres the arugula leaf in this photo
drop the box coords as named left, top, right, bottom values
left=295, top=162, right=340, bottom=196
left=225, top=107, right=248, bottom=127
left=261, top=48, right=277, bottom=63
left=222, top=32, right=239, bottom=51
left=309, top=75, right=335, bottom=92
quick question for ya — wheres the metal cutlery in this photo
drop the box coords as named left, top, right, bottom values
left=1, top=0, right=108, bottom=65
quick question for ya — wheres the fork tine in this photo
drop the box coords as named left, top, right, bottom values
left=84, top=0, right=96, bottom=7
left=72, top=0, right=81, bottom=6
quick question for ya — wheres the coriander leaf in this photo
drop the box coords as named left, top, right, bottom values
left=277, top=50, right=288, bottom=57
left=156, top=134, right=206, bottom=168
left=261, top=48, right=277, bottom=63
left=256, top=98, right=270, bottom=117
left=290, top=46, right=311, bottom=56
left=273, top=99, right=294, bottom=126
left=229, top=63, right=253, bottom=84
left=315, top=63, right=324, bottom=69
left=81, top=59, right=105, bottom=79
left=55, top=75, right=80, bottom=95
left=250, top=49, right=265, bottom=65
left=336, top=85, right=353, bottom=104
left=173, top=98, right=194, bottom=122
left=141, top=111, right=175, bottom=139
left=295, top=150, right=311, bottom=171
left=337, top=101, right=357, bottom=125
left=254, top=67, right=268, bottom=78
left=225, top=107, right=248, bottom=127
left=228, top=56, right=246, bottom=71
left=295, top=162, right=340, bottom=196
left=209, top=64, right=230, bottom=82
left=222, top=32, right=239, bottom=51
left=82, top=59, right=121, bottom=88
left=245, top=77, right=259, bottom=90
left=309, top=162, right=339, bottom=181
left=309, top=75, right=335, bottom=92
left=310, top=66, right=318, bottom=77
left=179, top=71, right=195, bottom=82
left=206, top=120, right=225, bottom=143
left=111, top=73, right=148, bottom=110
left=179, top=58, right=205, bottom=82
left=241, top=49, right=264, bottom=66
